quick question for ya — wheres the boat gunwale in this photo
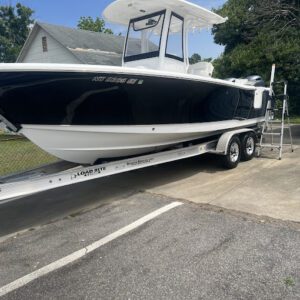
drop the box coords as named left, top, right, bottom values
left=0, top=63, right=266, bottom=91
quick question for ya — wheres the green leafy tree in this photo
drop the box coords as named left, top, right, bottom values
left=212, top=0, right=300, bottom=114
left=0, top=3, right=34, bottom=62
left=202, top=57, right=213, bottom=63
left=189, top=53, right=213, bottom=64
left=189, top=53, right=202, bottom=64
left=77, top=16, right=113, bottom=34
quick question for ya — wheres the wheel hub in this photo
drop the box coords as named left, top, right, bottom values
left=246, top=137, right=255, bottom=156
left=230, top=142, right=239, bottom=163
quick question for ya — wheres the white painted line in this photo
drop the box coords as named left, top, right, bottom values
left=0, top=201, right=183, bottom=297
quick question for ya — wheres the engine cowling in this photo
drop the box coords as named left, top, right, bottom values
left=225, top=75, right=265, bottom=87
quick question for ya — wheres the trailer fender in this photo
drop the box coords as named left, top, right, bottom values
left=216, top=129, right=256, bottom=155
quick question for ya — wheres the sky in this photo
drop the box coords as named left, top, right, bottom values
left=1, top=0, right=226, bottom=58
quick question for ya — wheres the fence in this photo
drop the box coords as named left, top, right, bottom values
left=0, top=124, right=60, bottom=178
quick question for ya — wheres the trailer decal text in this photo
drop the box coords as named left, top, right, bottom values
left=126, top=158, right=154, bottom=167
left=71, top=167, right=106, bottom=180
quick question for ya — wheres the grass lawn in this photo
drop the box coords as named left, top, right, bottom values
left=0, top=133, right=59, bottom=177
left=290, top=117, right=300, bottom=124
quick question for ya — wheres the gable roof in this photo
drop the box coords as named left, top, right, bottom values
left=17, top=22, right=125, bottom=65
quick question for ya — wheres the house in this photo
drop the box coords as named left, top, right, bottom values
left=17, top=22, right=125, bottom=66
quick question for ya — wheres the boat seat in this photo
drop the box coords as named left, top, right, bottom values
left=188, top=62, right=214, bottom=77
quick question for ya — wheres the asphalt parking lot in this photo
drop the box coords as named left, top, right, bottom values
left=0, top=125, right=299, bottom=299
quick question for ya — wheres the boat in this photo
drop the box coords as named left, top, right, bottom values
left=0, top=0, right=269, bottom=164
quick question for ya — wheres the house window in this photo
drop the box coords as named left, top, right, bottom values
left=42, top=36, right=48, bottom=52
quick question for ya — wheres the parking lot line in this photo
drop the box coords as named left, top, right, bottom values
left=0, top=201, right=183, bottom=297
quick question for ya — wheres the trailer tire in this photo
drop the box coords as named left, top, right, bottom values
left=222, top=136, right=241, bottom=169
left=241, top=132, right=257, bottom=161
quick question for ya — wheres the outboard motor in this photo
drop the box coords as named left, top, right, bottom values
left=245, top=75, right=265, bottom=87
left=225, top=75, right=265, bottom=87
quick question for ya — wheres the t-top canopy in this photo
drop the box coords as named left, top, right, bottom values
left=103, top=0, right=227, bottom=29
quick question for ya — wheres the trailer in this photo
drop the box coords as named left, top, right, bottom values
left=0, top=128, right=259, bottom=203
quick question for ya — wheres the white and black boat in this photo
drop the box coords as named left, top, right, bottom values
left=0, top=0, right=269, bottom=164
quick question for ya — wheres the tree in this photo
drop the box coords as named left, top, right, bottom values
left=189, top=53, right=201, bottom=64
left=212, top=0, right=300, bottom=114
left=202, top=57, right=213, bottom=63
left=77, top=16, right=113, bottom=34
left=189, top=53, right=213, bottom=65
left=0, top=3, right=34, bottom=62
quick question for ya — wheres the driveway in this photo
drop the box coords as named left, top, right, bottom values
left=0, top=126, right=299, bottom=299
left=1, top=194, right=300, bottom=299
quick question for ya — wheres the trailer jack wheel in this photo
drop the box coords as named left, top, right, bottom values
left=222, top=136, right=241, bottom=169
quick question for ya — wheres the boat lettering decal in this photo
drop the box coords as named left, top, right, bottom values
left=71, top=167, right=106, bottom=180
left=106, top=77, right=128, bottom=84
left=127, top=158, right=153, bottom=167
left=92, top=76, right=106, bottom=82
left=126, top=78, right=138, bottom=85
left=92, top=76, right=143, bottom=85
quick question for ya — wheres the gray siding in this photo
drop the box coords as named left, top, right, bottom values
left=22, top=29, right=80, bottom=64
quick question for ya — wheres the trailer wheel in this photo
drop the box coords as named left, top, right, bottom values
left=241, top=132, right=257, bottom=161
left=222, top=136, right=241, bottom=169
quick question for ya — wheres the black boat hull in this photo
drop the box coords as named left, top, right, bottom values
left=0, top=71, right=268, bottom=129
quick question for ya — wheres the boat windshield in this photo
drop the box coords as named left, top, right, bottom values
left=124, top=10, right=165, bottom=62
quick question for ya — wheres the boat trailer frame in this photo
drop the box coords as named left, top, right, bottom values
left=0, top=128, right=257, bottom=203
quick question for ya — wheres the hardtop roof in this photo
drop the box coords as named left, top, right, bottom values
left=103, top=0, right=226, bottom=29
